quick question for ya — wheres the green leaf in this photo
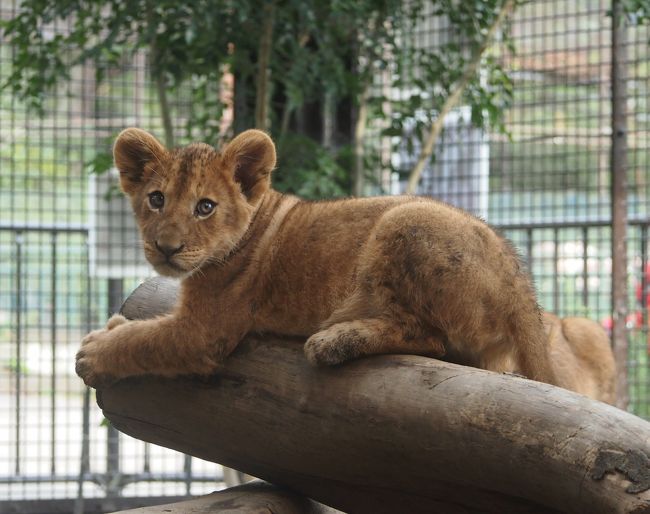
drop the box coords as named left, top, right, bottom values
left=86, top=152, right=115, bottom=176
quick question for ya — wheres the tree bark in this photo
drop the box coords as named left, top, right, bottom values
left=322, top=90, right=336, bottom=151
left=147, top=2, right=175, bottom=148
left=102, top=277, right=650, bottom=514
left=255, top=2, right=276, bottom=131
left=352, top=83, right=369, bottom=197
left=116, top=481, right=342, bottom=514
left=610, top=0, right=630, bottom=411
left=153, top=68, right=175, bottom=148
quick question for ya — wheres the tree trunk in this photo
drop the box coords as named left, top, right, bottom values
left=610, top=0, right=630, bottom=411
left=352, top=83, right=369, bottom=197
left=255, top=2, right=276, bottom=131
left=147, top=2, right=175, bottom=148
left=116, top=482, right=342, bottom=514
left=404, top=0, right=516, bottom=194
left=153, top=68, right=175, bottom=148
left=101, top=277, right=650, bottom=514
left=322, top=90, right=336, bottom=150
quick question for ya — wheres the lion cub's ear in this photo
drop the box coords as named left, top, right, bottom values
left=114, top=128, right=167, bottom=195
left=221, top=129, right=276, bottom=204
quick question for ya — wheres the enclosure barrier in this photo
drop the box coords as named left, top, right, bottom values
left=92, top=277, right=650, bottom=514
left=0, top=224, right=222, bottom=513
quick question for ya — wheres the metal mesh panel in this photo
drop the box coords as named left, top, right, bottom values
left=0, top=1, right=223, bottom=509
left=491, top=0, right=614, bottom=320
left=625, top=2, right=650, bottom=419
left=374, top=0, right=648, bottom=415
left=498, top=0, right=648, bottom=415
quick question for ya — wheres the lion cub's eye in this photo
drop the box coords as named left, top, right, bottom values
left=195, top=198, right=217, bottom=217
left=148, top=191, right=165, bottom=210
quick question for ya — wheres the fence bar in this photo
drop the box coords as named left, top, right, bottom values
left=642, top=225, right=648, bottom=327
left=74, top=240, right=94, bottom=514
left=553, top=228, right=559, bottom=313
left=640, top=224, right=649, bottom=415
left=14, top=230, right=23, bottom=476
left=184, top=455, right=192, bottom=496
left=50, top=232, right=57, bottom=475
left=106, top=278, right=125, bottom=507
left=525, top=228, right=533, bottom=268
left=1, top=472, right=221, bottom=485
left=582, top=227, right=589, bottom=309
left=0, top=222, right=88, bottom=233
left=144, top=443, right=151, bottom=473
left=611, top=0, right=630, bottom=410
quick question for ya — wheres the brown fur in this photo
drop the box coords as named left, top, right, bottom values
left=76, top=128, right=559, bottom=388
left=541, top=313, right=617, bottom=404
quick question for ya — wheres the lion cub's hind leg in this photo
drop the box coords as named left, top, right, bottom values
left=304, top=313, right=446, bottom=366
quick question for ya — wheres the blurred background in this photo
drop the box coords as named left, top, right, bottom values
left=1, top=0, right=649, bottom=512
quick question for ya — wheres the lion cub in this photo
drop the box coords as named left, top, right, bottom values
left=76, top=128, right=558, bottom=388
left=542, top=313, right=617, bottom=404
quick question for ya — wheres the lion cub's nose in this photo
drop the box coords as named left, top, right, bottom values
left=155, top=241, right=185, bottom=258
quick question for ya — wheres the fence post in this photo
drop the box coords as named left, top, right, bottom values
left=106, top=278, right=124, bottom=507
left=610, top=0, right=629, bottom=411
left=14, top=231, right=23, bottom=476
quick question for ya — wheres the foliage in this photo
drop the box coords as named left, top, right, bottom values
left=1, top=0, right=518, bottom=197
left=382, top=0, right=516, bottom=173
left=621, top=0, right=650, bottom=22
left=274, top=134, right=350, bottom=199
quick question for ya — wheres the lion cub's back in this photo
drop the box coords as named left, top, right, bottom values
left=271, top=194, right=491, bottom=313
left=284, top=194, right=481, bottom=248
left=280, top=194, right=431, bottom=263
left=275, top=194, right=425, bottom=283
left=263, top=195, right=451, bottom=329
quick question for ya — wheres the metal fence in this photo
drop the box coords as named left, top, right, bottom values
left=1, top=0, right=649, bottom=512
left=0, top=1, right=225, bottom=511
left=381, top=0, right=650, bottom=415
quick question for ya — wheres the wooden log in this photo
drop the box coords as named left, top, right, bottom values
left=115, top=481, right=342, bottom=513
left=98, top=277, right=650, bottom=514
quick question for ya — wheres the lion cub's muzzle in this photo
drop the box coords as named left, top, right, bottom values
left=147, top=239, right=189, bottom=275
left=155, top=240, right=185, bottom=259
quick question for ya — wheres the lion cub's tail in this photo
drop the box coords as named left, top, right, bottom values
left=512, top=308, right=559, bottom=386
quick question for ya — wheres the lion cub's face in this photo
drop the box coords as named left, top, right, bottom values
left=113, top=128, right=276, bottom=277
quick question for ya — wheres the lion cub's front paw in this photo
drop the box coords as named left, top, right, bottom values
left=304, top=331, right=361, bottom=366
left=105, top=314, right=129, bottom=330
left=76, top=328, right=119, bottom=388
left=77, top=315, right=130, bottom=387
left=75, top=353, right=116, bottom=389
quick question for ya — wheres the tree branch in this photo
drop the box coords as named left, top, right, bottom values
left=117, top=482, right=341, bottom=514
left=405, top=0, right=516, bottom=194
left=255, top=2, right=276, bottom=131
left=103, top=277, right=650, bottom=514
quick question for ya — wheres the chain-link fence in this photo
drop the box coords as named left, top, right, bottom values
left=1, top=0, right=649, bottom=512
left=0, top=1, right=225, bottom=512
left=373, top=0, right=650, bottom=414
